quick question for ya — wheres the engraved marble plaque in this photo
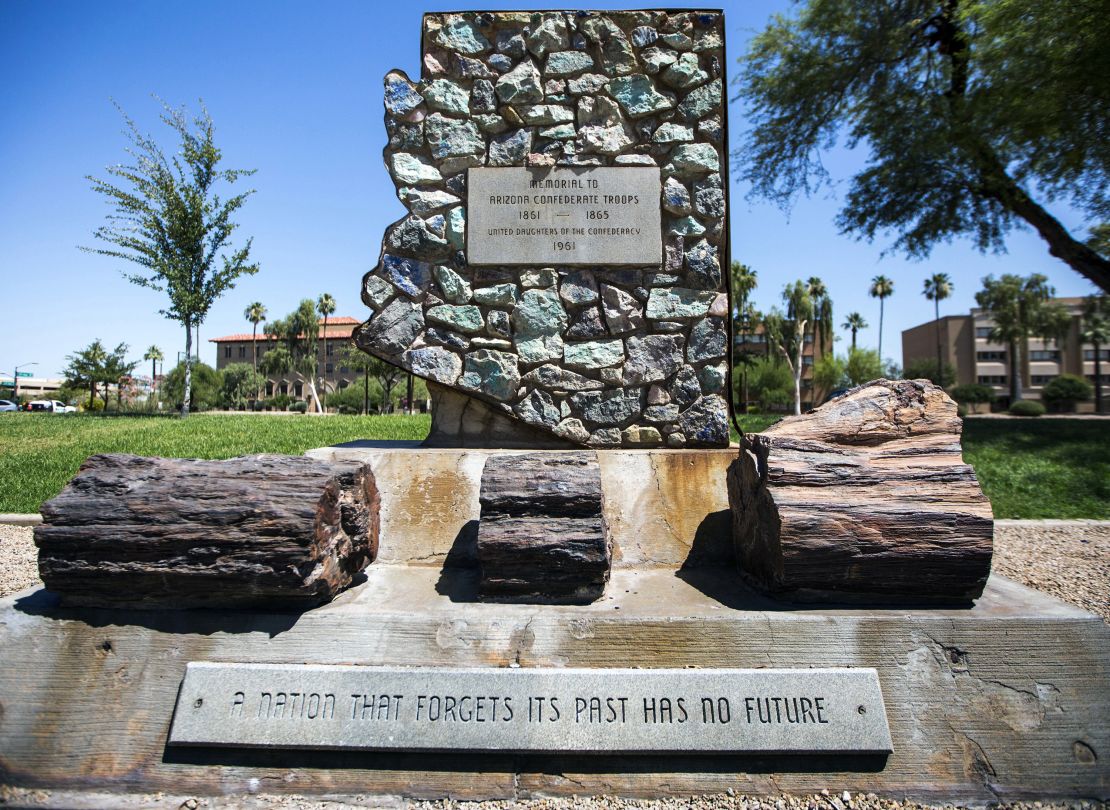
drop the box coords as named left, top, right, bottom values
left=467, top=167, right=662, bottom=266
left=168, top=664, right=892, bottom=754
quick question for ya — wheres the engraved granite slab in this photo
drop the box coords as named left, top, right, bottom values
left=168, top=664, right=892, bottom=754
left=467, top=167, right=662, bottom=266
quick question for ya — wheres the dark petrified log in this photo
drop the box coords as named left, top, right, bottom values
left=477, top=451, right=610, bottom=603
left=727, top=379, right=993, bottom=604
left=34, top=453, right=379, bottom=609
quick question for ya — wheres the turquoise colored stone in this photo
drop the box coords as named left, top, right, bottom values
left=607, top=74, right=675, bottom=118
left=435, top=17, right=492, bottom=55
left=426, top=304, right=485, bottom=334
left=459, top=349, right=520, bottom=402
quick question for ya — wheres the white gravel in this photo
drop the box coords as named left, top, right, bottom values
left=0, top=524, right=39, bottom=599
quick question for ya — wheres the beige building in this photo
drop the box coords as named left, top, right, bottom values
left=210, top=317, right=361, bottom=401
left=902, top=298, right=1106, bottom=411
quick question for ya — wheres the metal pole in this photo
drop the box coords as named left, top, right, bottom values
left=13, top=361, right=37, bottom=402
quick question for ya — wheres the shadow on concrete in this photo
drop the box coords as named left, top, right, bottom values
left=13, top=588, right=304, bottom=638
left=329, top=439, right=425, bottom=450
left=162, top=744, right=889, bottom=775
left=434, top=519, right=480, bottom=602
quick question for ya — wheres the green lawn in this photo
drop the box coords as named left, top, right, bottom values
left=0, top=412, right=1105, bottom=519
left=0, top=413, right=430, bottom=514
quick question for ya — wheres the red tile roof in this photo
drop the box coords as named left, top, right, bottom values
left=209, top=317, right=360, bottom=343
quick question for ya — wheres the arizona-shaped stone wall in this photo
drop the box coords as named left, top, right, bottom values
left=356, top=10, right=729, bottom=447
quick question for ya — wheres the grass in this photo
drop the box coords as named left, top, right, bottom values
left=961, top=418, right=1110, bottom=520
left=0, top=412, right=430, bottom=514
left=0, top=412, right=1105, bottom=519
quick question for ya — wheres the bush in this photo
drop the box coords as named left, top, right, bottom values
left=950, top=383, right=996, bottom=414
left=291, top=400, right=308, bottom=413
left=957, top=402, right=968, bottom=417
left=1009, top=399, right=1046, bottom=417
left=748, top=357, right=794, bottom=411
left=1041, top=374, right=1092, bottom=412
left=904, top=357, right=956, bottom=387
left=161, top=361, right=222, bottom=411
left=81, top=397, right=105, bottom=412
left=269, top=393, right=292, bottom=411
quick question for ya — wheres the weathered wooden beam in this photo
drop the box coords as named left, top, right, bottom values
left=35, top=453, right=379, bottom=609
left=477, top=452, right=610, bottom=603
left=727, top=379, right=994, bottom=604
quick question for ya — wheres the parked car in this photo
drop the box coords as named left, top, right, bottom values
left=25, top=399, right=76, bottom=413
left=0, top=399, right=18, bottom=412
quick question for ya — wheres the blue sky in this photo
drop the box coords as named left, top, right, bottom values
left=0, top=0, right=1100, bottom=380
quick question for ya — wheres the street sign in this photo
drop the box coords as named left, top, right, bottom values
left=16, top=372, right=32, bottom=378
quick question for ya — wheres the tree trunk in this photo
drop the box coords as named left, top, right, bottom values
left=306, top=378, right=322, bottom=414
left=252, top=324, right=259, bottom=400
left=877, top=299, right=885, bottom=360
left=935, top=298, right=943, bottom=383
left=851, top=329, right=857, bottom=351
left=35, top=454, right=379, bottom=609
left=182, top=318, right=193, bottom=417
left=727, top=379, right=993, bottom=604
left=363, top=373, right=369, bottom=415
left=1095, top=343, right=1103, bottom=414
left=1009, top=339, right=1024, bottom=402
left=477, top=452, right=610, bottom=603
left=321, top=314, right=329, bottom=413
left=406, top=373, right=414, bottom=415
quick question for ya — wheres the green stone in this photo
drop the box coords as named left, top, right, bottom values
left=445, top=206, right=466, bottom=250
left=661, top=53, right=708, bottom=90
left=519, top=104, right=575, bottom=125
left=473, top=283, right=520, bottom=306
left=564, top=339, right=625, bottom=369
left=669, top=215, right=706, bottom=236
left=458, top=349, right=520, bottom=402
left=678, top=78, right=722, bottom=121
left=545, top=50, right=594, bottom=76
left=435, top=17, right=492, bottom=55
left=653, top=122, right=694, bottom=143
left=668, top=143, right=720, bottom=174
left=433, top=265, right=471, bottom=304
left=607, top=74, right=675, bottom=118
left=512, top=288, right=567, bottom=364
left=427, top=304, right=484, bottom=334
left=539, top=123, right=576, bottom=139
left=423, top=79, right=470, bottom=116
left=425, top=114, right=484, bottom=159
left=389, top=153, right=442, bottom=185
left=495, top=59, right=543, bottom=104
left=645, top=287, right=719, bottom=319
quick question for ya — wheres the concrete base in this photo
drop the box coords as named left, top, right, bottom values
left=1, top=446, right=1107, bottom=801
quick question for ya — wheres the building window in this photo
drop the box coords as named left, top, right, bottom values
left=976, top=351, right=1006, bottom=362
left=266, top=382, right=274, bottom=396
left=1088, top=374, right=1104, bottom=384
left=339, top=366, right=349, bottom=374
left=325, top=363, right=334, bottom=373
left=1029, top=350, right=1060, bottom=361
left=223, top=346, right=231, bottom=358
left=238, top=346, right=246, bottom=359
left=977, top=375, right=1007, bottom=384
left=279, top=382, right=288, bottom=395
left=1031, top=375, right=1057, bottom=385
left=802, top=355, right=814, bottom=366
left=294, top=382, right=303, bottom=398
left=803, top=333, right=814, bottom=344
left=975, top=327, right=993, bottom=339
left=326, top=343, right=334, bottom=356
left=1083, top=349, right=1110, bottom=361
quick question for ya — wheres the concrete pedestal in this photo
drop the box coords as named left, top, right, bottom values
left=0, top=447, right=1106, bottom=802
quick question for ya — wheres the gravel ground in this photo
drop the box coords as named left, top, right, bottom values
left=1, top=523, right=1107, bottom=808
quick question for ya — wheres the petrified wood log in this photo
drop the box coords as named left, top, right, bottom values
left=477, top=452, right=611, bottom=603
left=35, top=453, right=379, bottom=609
left=727, top=379, right=993, bottom=604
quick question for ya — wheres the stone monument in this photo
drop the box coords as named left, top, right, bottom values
left=355, top=10, right=731, bottom=449
left=1, top=9, right=1107, bottom=806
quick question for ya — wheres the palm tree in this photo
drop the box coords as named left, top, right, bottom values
left=730, top=262, right=758, bottom=411
left=1081, top=295, right=1109, bottom=414
left=869, top=275, right=895, bottom=361
left=143, top=345, right=163, bottom=409
left=806, top=276, right=833, bottom=356
left=244, top=302, right=267, bottom=401
left=976, top=274, right=1071, bottom=403
left=316, top=293, right=336, bottom=412
left=841, top=313, right=868, bottom=351
left=923, top=273, right=954, bottom=384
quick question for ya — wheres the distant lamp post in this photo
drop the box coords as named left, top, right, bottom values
left=13, top=361, right=37, bottom=401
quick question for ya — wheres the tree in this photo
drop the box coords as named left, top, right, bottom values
left=143, top=345, right=163, bottom=409
left=923, top=273, right=954, bottom=383
left=221, top=362, right=265, bottom=410
left=1081, top=295, right=1109, bottom=414
left=103, top=344, right=138, bottom=409
left=369, top=355, right=406, bottom=413
left=747, top=356, right=795, bottom=411
left=62, top=339, right=109, bottom=407
left=841, top=312, right=868, bottom=351
left=868, top=276, right=894, bottom=361
left=812, top=353, right=846, bottom=403
left=806, top=276, right=833, bottom=355
left=845, top=348, right=884, bottom=386
left=729, top=262, right=759, bottom=411
left=244, top=302, right=267, bottom=399
left=904, top=356, right=957, bottom=388
left=316, top=293, right=336, bottom=411
left=735, top=0, right=1110, bottom=292
left=1041, top=374, right=1092, bottom=413
left=950, top=383, right=996, bottom=414
left=162, top=361, right=222, bottom=411
left=84, top=100, right=259, bottom=417
left=262, top=299, right=322, bottom=412
left=975, top=274, right=1071, bottom=402
left=763, top=281, right=814, bottom=415
left=336, top=342, right=376, bottom=414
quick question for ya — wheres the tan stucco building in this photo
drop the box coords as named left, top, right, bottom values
left=902, top=298, right=1106, bottom=411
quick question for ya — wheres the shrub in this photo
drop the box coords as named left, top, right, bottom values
left=950, top=383, right=997, bottom=414
left=82, top=397, right=105, bottom=412
left=291, top=400, right=308, bottom=414
left=1009, top=399, right=1046, bottom=417
left=748, top=357, right=794, bottom=411
left=957, top=402, right=968, bottom=418
left=269, top=393, right=292, bottom=411
left=846, top=348, right=884, bottom=386
left=904, top=357, right=956, bottom=387
left=1041, top=374, right=1093, bottom=412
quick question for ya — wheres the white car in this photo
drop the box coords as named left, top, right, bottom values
left=27, top=399, right=76, bottom=413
